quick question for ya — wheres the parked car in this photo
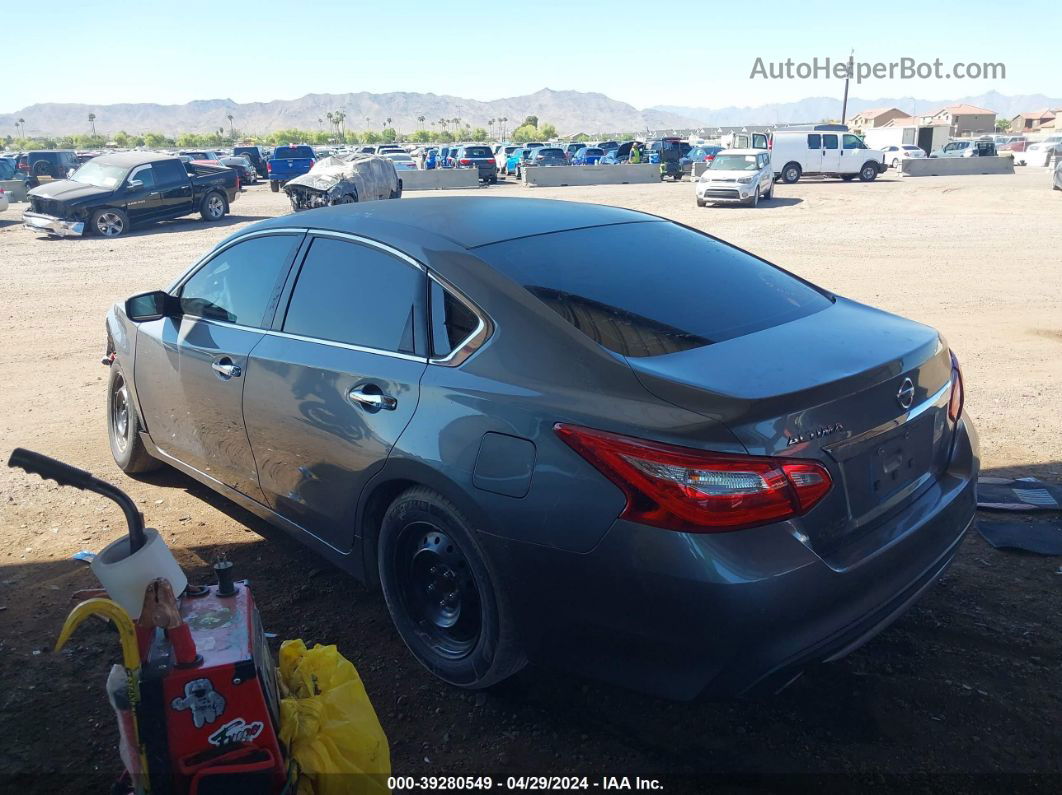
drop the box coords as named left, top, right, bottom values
left=452, top=146, right=499, bottom=183
left=218, top=155, right=258, bottom=185
left=23, top=152, right=239, bottom=237
left=881, top=145, right=927, bottom=168
left=0, top=156, right=29, bottom=188
left=376, top=146, right=405, bottom=157
left=599, top=148, right=624, bottom=165
left=528, top=147, right=568, bottom=168
left=999, top=138, right=1029, bottom=153
left=494, top=145, right=520, bottom=173
left=562, top=142, right=585, bottom=161
left=1018, top=137, right=1062, bottom=167
left=695, top=149, right=774, bottom=207
left=384, top=152, right=419, bottom=171
left=770, top=129, right=886, bottom=183
left=1054, top=158, right=1062, bottom=191
left=283, top=154, right=401, bottom=210
left=105, top=196, right=977, bottom=699
left=930, top=140, right=996, bottom=158
left=17, top=150, right=80, bottom=186
left=267, top=145, right=317, bottom=191
left=504, top=147, right=538, bottom=178
left=571, top=146, right=605, bottom=165
left=680, top=145, right=723, bottom=176
left=594, top=140, right=619, bottom=151
left=233, top=145, right=271, bottom=178
left=179, top=150, right=223, bottom=162
left=0, top=186, right=8, bottom=213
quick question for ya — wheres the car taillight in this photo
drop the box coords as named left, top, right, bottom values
left=267, top=161, right=272, bottom=172
left=554, top=424, right=832, bottom=532
left=309, top=159, right=316, bottom=167
left=948, top=351, right=964, bottom=422
left=460, top=158, right=471, bottom=165
left=705, top=155, right=714, bottom=161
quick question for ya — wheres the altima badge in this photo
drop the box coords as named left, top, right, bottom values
left=786, top=423, right=845, bottom=446
left=897, top=377, right=916, bottom=410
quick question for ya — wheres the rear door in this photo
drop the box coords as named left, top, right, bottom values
left=133, top=233, right=303, bottom=498
left=244, top=234, right=428, bottom=551
left=153, top=158, right=194, bottom=217
left=803, top=133, right=823, bottom=173
left=820, top=133, right=841, bottom=172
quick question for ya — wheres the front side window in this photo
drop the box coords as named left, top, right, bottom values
left=843, top=134, right=864, bottom=150
left=128, top=165, right=155, bottom=188
left=283, top=237, right=424, bottom=355
left=180, top=235, right=299, bottom=326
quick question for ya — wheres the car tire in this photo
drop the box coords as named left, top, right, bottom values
left=31, top=160, right=53, bottom=178
left=891, top=158, right=900, bottom=168
left=747, top=188, right=759, bottom=207
left=90, top=208, right=129, bottom=237
left=378, top=486, right=526, bottom=689
left=107, top=361, right=161, bottom=474
left=764, top=183, right=773, bottom=200
left=858, top=162, right=878, bottom=182
left=270, top=181, right=280, bottom=192
left=696, top=197, right=707, bottom=207
left=200, top=191, right=227, bottom=221
left=781, top=163, right=801, bottom=183
left=841, top=174, right=857, bottom=181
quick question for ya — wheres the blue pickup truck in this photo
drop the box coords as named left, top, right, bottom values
left=267, top=145, right=317, bottom=192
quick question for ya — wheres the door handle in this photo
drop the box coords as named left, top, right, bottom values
left=211, top=357, right=242, bottom=379
left=348, top=384, right=397, bottom=411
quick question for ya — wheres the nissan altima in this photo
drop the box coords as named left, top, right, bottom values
left=105, top=197, right=978, bottom=699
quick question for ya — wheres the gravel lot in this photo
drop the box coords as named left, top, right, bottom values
left=1, top=170, right=1060, bottom=792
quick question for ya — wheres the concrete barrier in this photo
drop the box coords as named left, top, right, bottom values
left=901, top=156, right=1014, bottom=177
left=399, top=169, right=480, bottom=190
left=0, top=180, right=29, bottom=202
left=523, top=164, right=661, bottom=187
left=692, top=162, right=710, bottom=179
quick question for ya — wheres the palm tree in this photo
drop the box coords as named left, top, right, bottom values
left=326, top=111, right=336, bottom=137
left=226, top=113, right=235, bottom=139
left=385, top=116, right=392, bottom=130
left=17, top=117, right=25, bottom=138
left=488, top=118, right=495, bottom=139
left=88, top=113, right=97, bottom=137
left=318, top=116, right=324, bottom=130
left=417, top=115, right=426, bottom=131
left=499, top=116, right=508, bottom=139
left=335, top=111, right=346, bottom=139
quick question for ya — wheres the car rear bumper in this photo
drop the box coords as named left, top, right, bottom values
left=22, top=211, right=84, bottom=237
left=482, top=416, right=979, bottom=700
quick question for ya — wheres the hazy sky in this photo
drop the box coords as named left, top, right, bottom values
left=3, top=0, right=1059, bottom=112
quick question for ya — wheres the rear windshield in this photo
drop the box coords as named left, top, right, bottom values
left=477, top=222, right=831, bottom=358
left=584, top=148, right=604, bottom=156
left=463, top=147, right=493, bottom=157
left=273, top=146, right=315, bottom=158
left=537, top=148, right=564, bottom=156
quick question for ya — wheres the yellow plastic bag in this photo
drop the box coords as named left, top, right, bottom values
left=278, top=639, right=391, bottom=795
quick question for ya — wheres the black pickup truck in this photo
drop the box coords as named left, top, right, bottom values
left=23, top=152, right=240, bottom=238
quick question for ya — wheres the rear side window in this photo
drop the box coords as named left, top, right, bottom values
left=180, top=235, right=299, bottom=326
left=538, top=148, right=564, bottom=156
left=273, top=146, right=314, bottom=159
left=477, top=222, right=831, bottom=358
left=430, top=281, right=479, bottom=358
left=153, top=159, right=187, bottom=184
left=807, top=134, right=821, bottom=149
left=283, top=237, right=424, bottom=355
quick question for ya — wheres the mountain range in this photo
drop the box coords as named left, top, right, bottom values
left=3, top=89, right=1057, bottom=138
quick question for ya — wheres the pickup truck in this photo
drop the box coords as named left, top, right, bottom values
left=267, top=145, right=316, bottom=192
left=23, top=151, right=239, bottom=238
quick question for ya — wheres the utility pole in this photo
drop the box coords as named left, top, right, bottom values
left=840, top=49, right=854, bottom=125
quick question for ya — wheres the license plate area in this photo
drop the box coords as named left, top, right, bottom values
left=837, top=413, right=938, bottom=520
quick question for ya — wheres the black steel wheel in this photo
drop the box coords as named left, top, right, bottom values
left=378, top=487, right=525, bottom=688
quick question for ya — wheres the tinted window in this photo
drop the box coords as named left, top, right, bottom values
left=128, top=165, right=156, bottom=188
left=0, top=160, right=14, bottom=179
left=273, top=146, right=314, bottom=159
left=477, top=223, right=831, bottom=358
left=430, top=281, right=479, bottom=358
left=585, top=148, right=604, bottom=156
left=463, top=146, right=493, bottom=157
left=153, top=159, right=187, bottom=184
left=807, top=134, right=821, bottom=149
left=537, top=148, right=565, bottom=157
left=843, top=134, right=863, bottom=150
left=180, top=235, right=299, bottom=326
left=283, top=237, right=424, bottom=355
left=823, top=134, right=839, bottom=150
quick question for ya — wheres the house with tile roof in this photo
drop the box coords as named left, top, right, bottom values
left=1009, top=108, right=1060, bottom=133
left=846, top=107, right=912, bottom=130
left=918, top=104, right=996, bottom=137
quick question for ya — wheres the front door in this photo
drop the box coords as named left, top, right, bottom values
left=133, top=233, right=303, bottom=498
left=244, top=234, right=428, bottom=551
left=121, top=164, right=163, bottom=224
left=840, top=133, right=866, bottom=173
left=820, top=133, right=842, bottom=172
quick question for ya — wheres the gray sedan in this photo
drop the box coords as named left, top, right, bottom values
left=104, top=198, right=978, bottom=698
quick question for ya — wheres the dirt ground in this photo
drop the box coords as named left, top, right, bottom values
left=1, top=170, right=1060, bottom=793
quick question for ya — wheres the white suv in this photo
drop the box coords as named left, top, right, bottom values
left=695, top=149, right=774, bottom=207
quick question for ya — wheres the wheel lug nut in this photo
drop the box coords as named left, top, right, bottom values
left=427, top=584, right=436, bottom=593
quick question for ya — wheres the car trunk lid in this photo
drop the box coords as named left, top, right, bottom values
left=626, top=298, right=956, bottom=555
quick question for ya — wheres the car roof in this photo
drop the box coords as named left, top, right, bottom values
left=718, top=148, right=765, bottom=155
left=247, top=196, right=651, bottom=250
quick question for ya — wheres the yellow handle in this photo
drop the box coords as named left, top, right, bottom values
left=55, top=597, right=141, bottom=673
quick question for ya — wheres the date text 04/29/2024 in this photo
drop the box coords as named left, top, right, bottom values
left=387, top=776, right=664, bottom=791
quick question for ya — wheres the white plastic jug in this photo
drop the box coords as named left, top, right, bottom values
left=91, top=528, right=187, bottom=619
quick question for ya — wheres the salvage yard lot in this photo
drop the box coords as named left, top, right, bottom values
left=1, top=171, right=1060, bottom=791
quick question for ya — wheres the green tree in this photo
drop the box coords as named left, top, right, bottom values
left=995, top=118, right=1011, bottom=132
left=470, top=127, right=488, bottom=141
left=363, top=129, right=382, bottom=144
left=539, top=123, right=557, bottom=139
left=522, top=115, right=539, bottom=128
left=410, top=129, right=432, bottom=143
left=511, top=124, right=538, bottom=143
left=143, top=132, right=171, bottom=148
left=113, top=131, right=132, bottom=147
left=381, top=127, right=398, bottom=143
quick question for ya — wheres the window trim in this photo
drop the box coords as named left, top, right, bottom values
left=427, top=272, right=492, bottom=367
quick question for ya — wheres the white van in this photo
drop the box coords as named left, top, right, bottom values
left=769, top=127, right=887, bottom=183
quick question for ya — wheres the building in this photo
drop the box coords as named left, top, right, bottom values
left=846, top=107, right=913, bottom=130
left=1009, top=109, right=1060, bottom=133
left=918, top=104, right=996, bottom=137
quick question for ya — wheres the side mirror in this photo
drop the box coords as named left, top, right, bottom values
left=127, top=179, right=144, bottom=189
left=125, top=290, right=179, bottom=322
